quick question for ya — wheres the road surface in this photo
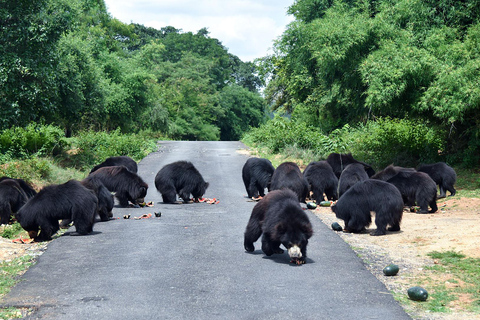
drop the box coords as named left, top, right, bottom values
left=1, top=141, right=411, bottom=319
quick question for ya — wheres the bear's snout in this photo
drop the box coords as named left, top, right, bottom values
left=28, top=230, right=38, bottom=239
left=287, top=245, right=302, bottom=258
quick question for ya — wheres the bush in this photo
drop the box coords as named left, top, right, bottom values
left=242, top=116, right=339, bottom=156
left=333, top=118, right=445, bottom=169
left=69, top=129, right=158, bottom=170
left=0, top=124, right=69, bottom=158
left=243, top=117, right=446, bottom=170
left=0, top=157, right=53, bottom=183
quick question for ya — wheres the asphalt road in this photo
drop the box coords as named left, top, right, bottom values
left=1, top=141, right=411, bottom=320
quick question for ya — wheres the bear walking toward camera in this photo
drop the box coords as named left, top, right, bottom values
left=338, top=163, right=369, bottom=198
left=331, top=179, right=403, bottom=236
left=244, top=189, right=313, bottom=264
left=417, top=162, right=456, bottom=198
left=270, top=162, right=309, bottom=203
left=155, top=161, right=209, bottom=204
left=90, top=156, right=138, bottom=174
left=242, top=158, right=275, bottom=198
left=387, top=171, right=438, bottom=213
left=0, top=179, right=29, bottom=225
left=15, top=180, right=97, bottom=242
left=303, top=161, right=338, bottom=202
left=87, top=166, right=148, bottom=207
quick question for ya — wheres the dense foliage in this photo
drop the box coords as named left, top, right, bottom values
left=255, top=0, right=480, bottom=166
left=0, top=124, right=157, bottom=184
left=0, top=0, right=266, bottom=140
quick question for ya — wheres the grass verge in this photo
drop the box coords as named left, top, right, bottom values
left=0, top=255, right=36, bottom=319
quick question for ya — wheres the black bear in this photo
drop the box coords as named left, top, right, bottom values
left=87, top=166, right=148, bottom=207
left=326, top=153, right=375, bottom=178
left=417, top=162, right=456, bottom=198
left=60, top=178, right=114, bottom=228
left=270, top=162, right=309, bottom=203
left=371, top=164, right=415, bottom=181
left=331, top=179, right=404, bottom=236
left=386, top=171, right=438, bottom=213
left=90, top=156, right=138, bottom=174
left=337, top=163, right=369, bottom=198
left=244, top=189, right=313, bottom=265
left=0, top=176, right=37, bottom=198
left=242, top=158, right=275, bottom=198
left=15, top=180, right=97, bottom=242
left=155, top=161, right=209, bottom=204
left=303, top=161, right=338, bottom=202
left=0, top=179, right=28, bottom=225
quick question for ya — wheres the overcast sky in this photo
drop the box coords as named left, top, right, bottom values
left=103, top=0, right=295, bottom=62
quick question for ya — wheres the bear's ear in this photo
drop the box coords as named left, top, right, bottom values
left=204, top=182, right=209, bottom=189
left=331, top=205, right=336, bottom=212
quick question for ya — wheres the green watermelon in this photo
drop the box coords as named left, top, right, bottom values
left=319, top=200, right=332, bottom=207
left=407, top=286, right=429, bottom=301
left=331, top=222, right=343, bottom=231
left=306, top=202, right=317, bottom=209
left=383, top=264, right=399, bottom=276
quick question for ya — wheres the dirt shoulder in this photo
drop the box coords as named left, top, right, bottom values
left=313, top=196, right=480, bottom=320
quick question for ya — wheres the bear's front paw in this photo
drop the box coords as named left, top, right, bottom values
left=370, top=230, right=386, bottom=236
left=244, top=243, right=255, bottom=252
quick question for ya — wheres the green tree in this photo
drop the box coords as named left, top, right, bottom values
left=260, top=0, right=480, bottom=162
left=217, top=85, right=266, bottom=141
left=0, top=0, right=80, bottom=129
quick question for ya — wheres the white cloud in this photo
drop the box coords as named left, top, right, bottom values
left=104, top=0, right=295, bottom=61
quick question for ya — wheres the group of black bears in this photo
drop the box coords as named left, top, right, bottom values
left=0, top=156, right=211, bottom=242
left=0, top=150, right=457, bottom=266
left=242, top=154, right=457, bottom=264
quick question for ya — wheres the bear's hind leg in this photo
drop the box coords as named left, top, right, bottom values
left=244, top=219, right=262, bottom=252
left=161, top=189, right=177, bottom=204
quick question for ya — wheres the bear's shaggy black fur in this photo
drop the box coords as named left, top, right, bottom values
left=244, top=189, right=313, bottom=264
left=15, top=180, right=97, bottom=242
left=61, top=178, right=114, bottom=228
left=87, top=166, right=148, bottom=207
left=90, top=156, right=138, bottom=174
left=337, top=163, right=369, bottom=198
left=387, top=171, right=438, bottom=213
left=331, top=179, right=404, bottom=236
left=155, top=161, right=209, bottom=204
left=242, top=158, right=275, bottom=198
left=303, top=161, right=338, bottom=202
left=0, top=179, right=28, bottom=225
left=417, top=162, right=456, bottom=198
left=0, top=176, right=37, bottom=199
left=270, top=162, right=309, bottom=203
left=326, top=153, right=375, bottom=178
left=81, top=178, right=114, bottom=221
left=371, top=164, right=415, bottom=181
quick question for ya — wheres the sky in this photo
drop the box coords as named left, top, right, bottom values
left=103, top=0, right=296, bottom=62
